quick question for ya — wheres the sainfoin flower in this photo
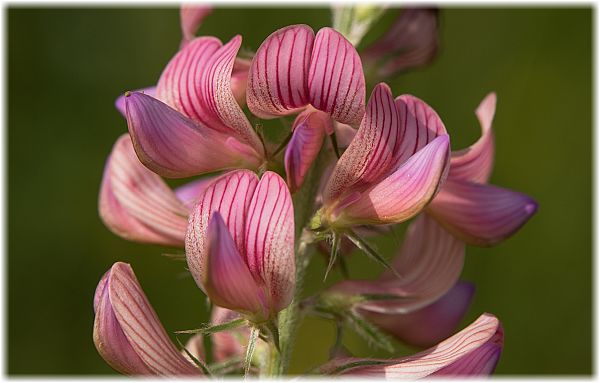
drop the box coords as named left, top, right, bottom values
left=185, top=170, right=295, bottom=321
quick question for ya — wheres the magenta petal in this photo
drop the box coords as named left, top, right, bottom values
left=337, top=135, right=450, bottom=225
left=205, top=213, right=267, bottom=316
left=362, top=281, right=474, bottom=348
left=428, top=178, right=538, bottom=246
left=308, top=27, right=365, bottom=126
left=323, top=83, right=401, bottom=205
left=126, top=92, right=262, bottom=178
left=394, top=94, right=447, bottom=166
left=247, top=25, right=315, bottom=118
left=363, top=8, right=439, bottom=78
left=328, top=214, right=464, bottom=314
left=186, top=170, right=259, bottom=293
left=433, top=329, right=503, bottom=376
left=244, top=171, right=295, bottom=313
left=174, top=177, right=215, bottom=209
left=321, top=313, right=502, bottom=378
left=98, top=134, right=189, bottom=247
left=180, top=4, right=212, bottom=42
left=94, top=263, right=200, bottom=376
left=449, top=92, right=496, bottom=183
left=115, top=86, right=156, bottom=117
left=284, top=109, right=329, bottom=192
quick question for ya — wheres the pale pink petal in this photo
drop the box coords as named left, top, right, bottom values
left=363, top=8, right=439, bottom=78
left=333, top=122, right=357, bottom=149
left=125, top=92, right=262, bottom=178
left=320, top=313, right=502, bottom=378
left=180, top=4, right=212, bottom=42
left=361, top=281, right=474, bottom=348
left=308, top=27, right=365, bottom=126
left=174, top=177, right=215, bottom=209
left=211, top=306, right=246, bottom=362
left=199, top=35, right=264, bottom=155
left=428, top=179, right=538, bottom=246
left=334, top=135, right=450, bottom=225
left=205, top=213, right=267, bottom=317
left=98, top=134, right=189, bottom=247
left=323, top=83, right=401, bottom=206
left=231, top=58, right=251, bottom=106
left=449, top=92, right=496, bottom=183
left=394, top=94, right=447, bottom=166
left=328, top=214, right=464, bottom=313
left=284, top=109, right=329, bottom=192
left=247, top=25, right=315, bottom=118
left=182, top=334, right=205, bottom=363
left=99, top=263, right=200, bottom=376
left=186, top=170, right=259, bottom=293
left=115, top=86, right=156, bottom=117
left=244, top=171, right=295, bottom=313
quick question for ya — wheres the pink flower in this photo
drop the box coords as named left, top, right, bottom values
left=319, top=82, right=451, bottom=228
left=93, top=262, right=201, bottom=376
left=319, top=313, right=503, bottom=378
left=180, top=4, right=212, bottom=44
left=98, top=134, right=213, bottom=247
left=427, top=93, right=538, bottom=245
left=185, top=170, right=295, bottom=321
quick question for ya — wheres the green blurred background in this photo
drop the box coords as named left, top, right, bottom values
left=8, top=7, right=592, bottom=375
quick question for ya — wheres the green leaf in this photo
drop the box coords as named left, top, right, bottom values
left=345, top=310, right=395, bottom=353
left=175, top=318, right=246, bottom=335
left=175, top=336, right=212, bottom=376
left=345, top=230, right=401, bottom=278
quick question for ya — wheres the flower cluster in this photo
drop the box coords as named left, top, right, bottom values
left=94, top=5, right=537, bottom=378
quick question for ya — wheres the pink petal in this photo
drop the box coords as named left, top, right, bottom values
left=335, top=135, right=450, bottom=225
left=361, top=281, right=474, bottom=348
left=205, top=213, right=268, bottom=317
left=323, top=83, right=401, bottom=206
left=211, top=306, right=247, bottom=362
left=308, top=27, right=365, bottom=126
left=284, top=109, right=329, bottom=192
left=180, top=4, right=212, bottom=43
left=244, top=171, right=295, bottom=313
left=427, top=178, right=538, bottom=246
left=95, top=263, right=200, bottom=376
left=321, top=313, right=503, bottom=378
left=98, top=134, right=189, bottom=247
left=174, top=177, right=215, bottom=209
left=247, top=25, right=315, bottom=118
left=394, top=94, right=448, bottom=166
left=363, top=8, right=439, bottom=78
left=231, top=58, right=251, bottom=106
left=186, top=170, right=259, bottom=294
left=449, top=92, right=496, bottom=183
left=125, top=91, right=262, bottom=178
left=115, top=86, right=156, bottom=117
left=328, top=214, right=464, bottom=313
left=433, top=330, right=503, bottom=376
left=182, top=334, right=205, bottom=364
left=333, top=122, right=357, bottom=149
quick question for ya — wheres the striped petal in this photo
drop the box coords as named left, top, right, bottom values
left=186, top=170, right=259, bottom=294
left=361, top=281, right=474, bottom=348
left=427, top=179, right=538, bottom=246
left=126, top=92, right=262, bottom=178
left=180, top=4, right=212, bottom=43
left=335, top=135, right=450, bottom=225
left=98, top=134, right=189, bottom=247
left=94, top=262, right=200, bottom=376
left=244, top=171, right=295, bottom=313
left=205, top=213, right=268, bottom=317
left=328, top=214, right=464, bottom=314
left=320, top=313, right=502, bottom=378
left=449, top=92, right=496, bottom=183
left=362, top=8, right=439, bottom=78
left=284, top=109, right=329, bottom=192
left=308, top=27, right=365, bottom=126
left=115, top=86, right=155, bottom=117
left=323, top=83, right=401, bottom=206
left=394, top=94, right=448, bottom=166
left=247, top=25, right=315, bottom=118
left=174, top=177, right=215, bottom=210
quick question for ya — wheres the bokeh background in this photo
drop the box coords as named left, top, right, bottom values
left=8, top=7, right=592, bottom=375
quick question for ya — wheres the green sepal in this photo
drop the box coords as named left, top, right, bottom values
left=175, top=318, right=246, bottom=335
